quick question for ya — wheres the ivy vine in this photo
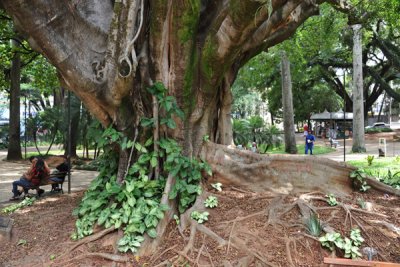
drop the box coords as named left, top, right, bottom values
left=72, top=82, right=211, bottom=253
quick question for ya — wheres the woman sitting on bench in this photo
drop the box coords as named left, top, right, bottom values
left=10, top=157, right=50, bottom=200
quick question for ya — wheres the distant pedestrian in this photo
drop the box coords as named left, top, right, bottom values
left=305, top=131, right=315, bottom=155
left=251, top=142, right=258, bottom=153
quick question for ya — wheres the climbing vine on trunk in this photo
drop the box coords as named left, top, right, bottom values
left=72, top=83, right=211, bottom=253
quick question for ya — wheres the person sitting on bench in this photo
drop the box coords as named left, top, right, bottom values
left=48, top=157, right=70, bottom=192
left=10, top=157, right=50, bottom=200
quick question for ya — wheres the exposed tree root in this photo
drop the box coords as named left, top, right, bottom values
left=285, top=234, right=295, bottom=267
left=150, top=244, right=178, bottom=264
left=57, top=252, right=130, bottom=266
left=67, top=226, right=116, bottom=254
left=367, top=219, right=400, bottom=235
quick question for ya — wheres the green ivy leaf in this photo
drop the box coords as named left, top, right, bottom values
left=147, top=228, right=157, bottom=238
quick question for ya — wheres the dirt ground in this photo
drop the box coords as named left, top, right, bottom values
left=0, top=184, right=399, bottom=267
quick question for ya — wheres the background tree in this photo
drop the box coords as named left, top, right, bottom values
left=281, top=51, right=297, bottom=154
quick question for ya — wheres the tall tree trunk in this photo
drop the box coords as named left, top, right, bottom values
left=69, top=95, right=81, bottom=157
left=351, top=24, right=366, bottom=152
left=63, top=93, right=81, bottom=157
left=281, top=51, right=297, bottom=154
left=7, top=38, right=22, bottom=160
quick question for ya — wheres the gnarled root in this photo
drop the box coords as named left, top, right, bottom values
left=57, top=252, right=130, bottom=267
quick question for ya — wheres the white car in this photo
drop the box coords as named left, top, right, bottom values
left=365, top=122, right=390, bottom=129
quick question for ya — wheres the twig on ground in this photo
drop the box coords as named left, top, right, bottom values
left=150, top=244, right=178, bottom=265
left=227, top=221, right=236, bottom=254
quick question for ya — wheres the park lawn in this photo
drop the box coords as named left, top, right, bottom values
left=347, top=156, right=400, bottom=189
left=266, top=144, right=335, bottom=155
left=24, top=149, right=97, bottom=159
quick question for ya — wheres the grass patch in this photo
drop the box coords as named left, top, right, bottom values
left=24, top=149, right=98, bottom=159
left=347, top=156, right=400, bottom=189
left=266, top=145, right=335, bottom=155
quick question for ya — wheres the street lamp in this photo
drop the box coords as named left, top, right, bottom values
left=343, top=71, right=346, bottom=162
left=24, top=95, right=27, bottom=160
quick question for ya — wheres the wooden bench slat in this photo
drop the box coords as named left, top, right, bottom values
left=324, top=257, right=400, bottom=267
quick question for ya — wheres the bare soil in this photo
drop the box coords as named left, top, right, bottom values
left=0, top=184, right=399, bottom=267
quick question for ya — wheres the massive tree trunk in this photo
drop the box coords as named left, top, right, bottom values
left=281, top=51, right=297, bottom=154
left=7, top=38, right=22, bottom=160
left=351, top=24, right=366, bottom=152
left=2, top=1, right=324, bottom=157
left=2, top=0, right=347, bottom=256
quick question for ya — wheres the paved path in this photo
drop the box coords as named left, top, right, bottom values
left=309, top=132, right=400, bottom=162
left=1, top=134, right=399, bottom=207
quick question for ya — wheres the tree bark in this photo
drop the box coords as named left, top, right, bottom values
left=281, top=51, right=297, bottom=154
left=7, top=38, right=22, bottom=160
left=351, top=24, right=366, bottom=152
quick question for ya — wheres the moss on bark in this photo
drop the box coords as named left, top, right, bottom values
left=178, top=0, right=201, bottom=42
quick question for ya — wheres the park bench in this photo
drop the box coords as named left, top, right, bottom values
left=324, top=257, right=400, bottom=266
left=25, top=171, right=68, bottom=196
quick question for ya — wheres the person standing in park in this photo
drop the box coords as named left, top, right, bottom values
left=305, top=130, right=315, bottom=155
left=251, top=142, right=258, bottom=153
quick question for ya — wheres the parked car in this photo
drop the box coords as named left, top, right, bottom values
left=365, top=122, right=390, bottom=129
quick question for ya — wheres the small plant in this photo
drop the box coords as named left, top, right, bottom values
left=118, top=235, right=145, bottom=253
left=350, top=228, right=364, bottom=246
left=326, top=194, right=338, bottom=206
left=319, top=232, right=343, bottom=251
left=50, top=255, right=56, bottom=260
left=342, top=237, right=362, bottom=259
left=191, top=211, right=209, bottom=223
left=1, top=197, right=36, bottom=213
left=305, top=213, right=322, bottom=237
left=17, top=239, right=27, bottom=246
left=357, top=198, right=366, bottom=209
left=203, top=135, right=210, bottom=142
left=366, top=155, right=374, bottom=166
left=319, top=229, right=364, bottom=259
left=211, top=182, right=222, bottom=192
left=173, top=214, right=180, bottom=225
left=382, top=169, right=400, bottom=188
left=350, top=169, right=371, bottom=192
left=204, top=196, right=218, bottom=208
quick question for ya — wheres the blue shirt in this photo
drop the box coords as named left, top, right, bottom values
left=306, top=133, right=315, bottom=145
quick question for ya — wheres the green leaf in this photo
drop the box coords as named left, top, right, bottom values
left=135, top=143, right=148, bottom=153
left=126, top=181, right=135, bottom=193
left=147, top=228, right=157, bottom=238
left=141, top=118, right=154, bottom=127
left=150, top=156, right=158, bottom=168
left=127, top=196, right=136, bottom=207
left=166, top=118, right=176, bottom=129
left=114, top=219, right=122, bottom=229
left=144, top=137, right=153, bottom=147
